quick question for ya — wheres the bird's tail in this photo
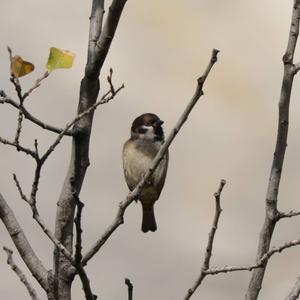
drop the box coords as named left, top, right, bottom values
left=141, top=204, right=157, bottom=233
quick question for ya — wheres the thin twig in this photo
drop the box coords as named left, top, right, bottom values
left=184, top=179, right=226, bottom=300
left=3, top=246, right=40, bottom=300
left=34, top=139, right=39, bottom=159
left=40, top=80, right=124, bottom=164
left=285, top=277, right=300, bottom=300
left=82, top=49, right=220, bottom=266
left=107, top=68, right=115, bottom=94
left=125, top=278, right=133, bottom=300
left=23, top=71, right=50, bottom=100
left=14, top=175, right=96, bottom=299
left=278, top=210, right=300, bottom=219
left=0, top=91, right=73, bottom=136
left=204, top=237, right=300, bottom=276
left=0, top=136, right=37, bottom=158
left=12, top=173, right=75, bottom=264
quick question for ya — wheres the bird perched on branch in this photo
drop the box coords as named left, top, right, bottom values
left=122, top=113, right=169, bottom=232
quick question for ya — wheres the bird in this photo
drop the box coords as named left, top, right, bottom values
left=122, top=113, right=169, bottom=233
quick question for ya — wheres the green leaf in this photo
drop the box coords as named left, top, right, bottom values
left=46, top=47, right=75, bottom=72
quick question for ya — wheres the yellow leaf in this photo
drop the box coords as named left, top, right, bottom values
left=10, top=55, right=34, bottom=78
left=46, top=47, right=75, bottom=71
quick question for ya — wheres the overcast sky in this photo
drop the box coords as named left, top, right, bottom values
left=1, top=1, right=300, bottom=299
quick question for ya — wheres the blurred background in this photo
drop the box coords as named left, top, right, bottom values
left=1, top=0, right=300, bottom=299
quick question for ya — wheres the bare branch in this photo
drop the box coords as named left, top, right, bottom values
left=14, top=172, right=95, bottom=300
left=23, top=71, right=50, bottom=100
left=286, top=277, right=300, bottom=300
left=125, top=278, right=133, bottom=300
left=87, top=0, right=105, bottom=64
left=40, top=80, right=124, bottom=164
left=14, top=111, right=24, bottom=145
left=34, top=139, right=39, bottom=158
left=293, top=62, right=300, bottom=74
left=12, top=174, right=75, bottom=264
left=0, top=193, right=50, bottom=292
left=13, top=174, right=29, bottom=203
left=3, top=246, right=40, bottom=300
left=246, top=2, right=300, bottom=299
left=86, top=0, right=128, bottom=78
left=184, top=179, right=226, bottom=300
left=82, top=49, right=220, bottom=266
left=0, top=91, right=73, bottom=136
left=53, top=2, right=127, bottom=297
left=205, top=237, right=300, bottom=275
left=0, top=136, right=37, bottom=158
left=74, top=195, right=84, bottom=264
left=76, top=264, right=97, bottom=300
left=278, top=210, right=300, bottom=219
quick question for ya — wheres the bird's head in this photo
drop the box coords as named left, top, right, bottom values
left=131, top=113, right=164, bottom=142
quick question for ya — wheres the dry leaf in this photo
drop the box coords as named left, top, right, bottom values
left=10, top=55, right=34, bottom=78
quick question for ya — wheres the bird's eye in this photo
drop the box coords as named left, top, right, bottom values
left=138, top=127, right=147, bottom=134
left=145, top=122, right=151, bottom=126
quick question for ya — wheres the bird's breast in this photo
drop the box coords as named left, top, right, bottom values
left=122, top=140, right=168, bottom=197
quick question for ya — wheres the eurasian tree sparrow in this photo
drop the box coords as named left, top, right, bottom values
left=122, top=113, right=169, bottom=232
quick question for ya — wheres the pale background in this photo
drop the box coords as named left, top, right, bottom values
left=1, top=1, right=300, bottom=299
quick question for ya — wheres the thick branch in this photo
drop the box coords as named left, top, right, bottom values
left=74, top=196, right=84, bottom=264
left=87, top=0, right=105, bottom=64
left=82, top=49, right=220, bottom=266
left=245, top=2, right=300, bottom=299
left=184, top=179, right=226, bottom=300
left=53, top=1, right=128, bottom=298
left=0, top=193, right=50, bottom=293
left=3, top=246, right=40, bottom=300
left=86, top=0, right=128, bottom=79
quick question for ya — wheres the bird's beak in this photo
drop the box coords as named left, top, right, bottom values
left=154, top=120, right=164, bottom=127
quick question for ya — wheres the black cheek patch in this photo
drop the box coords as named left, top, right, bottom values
left=154, top=126, right=163, bottom=138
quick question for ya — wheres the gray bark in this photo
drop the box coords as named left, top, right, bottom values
left=53, top=1, right=127, bottom=299
left=245, top=1, right=300, bottom=299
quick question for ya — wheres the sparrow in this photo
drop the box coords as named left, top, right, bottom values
left=122, top=113, right=169, bottom=233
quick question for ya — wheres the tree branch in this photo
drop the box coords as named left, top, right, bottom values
left=183, top=179, right=226, bottom=300
left=82, top=49, right=220, bottom=266
left=278, top=210, right=300, bottom=219
left=86, top=0, right=128, bottom=79
left=3, top=246, right=40, bottom=300
left=0, top=136, right=37, bottom=158
left=0, top=91, right=73, bottom=136
left=12, top=174, right=75, bottom=264
left=204, top=237, right=300, bottom=275
left=286, top=277, right=300, bottom=300
left=246, top=2, right=300, bottom=299
left=53, top=1, right=128, bottom=297
left=87, top=0, right=105, bottom=65
left=74, top=195, right=84, bottom=264
left=0, top=193, right=50, bottom=293
left=125, top=278, right=133, bottom=300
